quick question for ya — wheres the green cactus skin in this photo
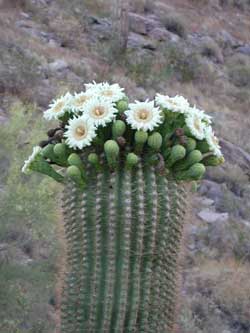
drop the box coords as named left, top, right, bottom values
left=60, top=162, right=188, bottom=333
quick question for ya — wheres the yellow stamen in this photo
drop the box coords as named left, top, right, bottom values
left=75, top=126, right=86, bottom=139
left=54, top=101, right=64, bottom=113
left=138, top=109, right=148, bottom=120
left=194, top=118, right=201, bottom=131
left=75, top=96, right=89, bottom=107
left=93, top=106, right=105, bottom=117
left=102, top=90, right=113, bottom=97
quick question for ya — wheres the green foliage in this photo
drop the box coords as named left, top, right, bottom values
left=160, top=14, right=187, bottom=38
left=0, top=102, right=59, bottom=332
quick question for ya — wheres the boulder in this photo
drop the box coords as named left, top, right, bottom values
left=128, top=13, right=160, bottom=35
left=127, top=32, right=157, bottom=50
left=199, top=180, right=224, bottom=203
left=220, top=139, right=250, bottom=171
left=236, top=45, right=250, bottom=56
left=215, top=30, right=243, bottom=49
left=48, top=60, right=69, bottom=72
left=149, top=27, right=179, bottom=42
left=197, top=209, right=229, bottom=223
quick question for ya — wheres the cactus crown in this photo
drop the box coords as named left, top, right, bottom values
left=22, top=82, right=224, bottom=186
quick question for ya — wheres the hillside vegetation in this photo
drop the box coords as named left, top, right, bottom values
left=0, top=1, right=250, bottom=332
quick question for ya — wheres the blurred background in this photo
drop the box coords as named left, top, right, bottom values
left=0, top=0, right=250, bottom=332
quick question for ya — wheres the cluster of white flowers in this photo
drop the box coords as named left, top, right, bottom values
left=155, top=93, right=222, bottom=157
left=43, top=82, right=125, bottom=149
left=42, top=83, right=222, bottom=157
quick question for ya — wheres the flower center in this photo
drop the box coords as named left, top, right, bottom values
left=75, top=95, right=89, bottom=107
left=75, top=125, right=86, bottom=139
left=54, top=101, right=64, bottom=113
left=102, top=89, right=113, bottom=97
left=93, top=106, right=105, bottom=117
left=212, top=135, right=219, bottom=145
left=138, top=109, right=149, bottom=120
left=194, top=117, right=201, bottom=131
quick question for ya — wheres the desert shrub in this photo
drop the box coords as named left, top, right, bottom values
left=229, top=63, right=250, bottom=87
left=214, top=263, right=250, bottom=329
left=181, top=261, right=250, bottom=333
left=0, top=102, right=59, bottom=332
left=0, top=41, right=42, bottom=95
left=220, top=0, right=250, bottom=9
left=130, top=0, right=154, bottom=13
left=160, top=14, right=187, bottom=38
left=200, top=39, right=222, bottom=62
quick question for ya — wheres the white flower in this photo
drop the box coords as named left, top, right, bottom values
left=125, top=100, right=163, bottom=131
left=97, top=82, right=125, bottom=102
left=204, top=126, right=222, bottom=157
left=85, top=81, right=125, bottom=102
left=155, top=94, right=190, bottom=113
left=22, top=146, right=42, bottom=174
left=83, top=97, right=117, bottom=127
left=64, top=115, right=96, bottom=150
left=44, top=92, right=72, bottom=120
left=84, top=81, right=102, bottom=92
left=187, top=106, right=212, bottom=124
left=185, top=112, right=205, bottom=140
left=71, top=92, right=93, bottom=113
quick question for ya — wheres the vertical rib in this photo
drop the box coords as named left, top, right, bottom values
left=87, top=171, right=103, bottom=332
left=99, top=171, right=117, bottom=332
left=125, top=163, right=145, bottom=331
left=149, top=175, right=171, bottom=332
left=159, top=181, right=187, bottom=331
left=138, top=166, right=158, bottom=332
left=112, top=168, right=132, bottom=332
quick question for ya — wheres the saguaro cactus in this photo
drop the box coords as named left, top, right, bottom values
left=22, top=82, right=224, bottom=332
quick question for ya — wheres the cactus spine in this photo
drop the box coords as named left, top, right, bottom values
left=61, top=162, right=188, bottom=333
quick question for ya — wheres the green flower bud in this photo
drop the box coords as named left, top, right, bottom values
left=174, top=149, right=202, bottom=172
left=175, top=163, right=206, bottom=181
left=104, top=140, right=120, bottom=168
left=185, top=137, right=197, bottom=153
left=68, top=153, right=85, bottom=177
left=188, top=163, right=206, bottom=180
left=196, top=140, right=210, bottom=153
left=147, top=132, right=163, bottom=151
left=126, top=153, right=139, bottom=169
left=116, top=100, right=128, bottom=113
left=187, top=149, right=203, bottom=164
left=66, top=165, right=85, bottom=188
left=88, top=153, right=101, bottom=171
left=202, top=155, right=224, bottom=166
left=104, top=140, right=119, bottom=156
left=112, top=120, right=126, bottom=139
left=68, top=153, right=83, bottom=168
left=42, top=144, right=56, bottom=161
left=135, top=131, right=148, bottom=145
left=88, top=153, right=99, bottom=165
left=166, top=145, right=186, bottom=168
left=54, top=143, right=67, bottom=156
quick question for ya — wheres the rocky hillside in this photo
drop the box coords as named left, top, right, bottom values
left=0, top=1, right=250, bottom=332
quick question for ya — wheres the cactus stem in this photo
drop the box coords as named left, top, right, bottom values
left=125, top=163, right=145, bottom=331
left=138, top=166, right=158, bottom=332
